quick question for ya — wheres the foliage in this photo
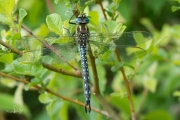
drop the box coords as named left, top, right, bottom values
left=0, top=0, right=180, bottom=120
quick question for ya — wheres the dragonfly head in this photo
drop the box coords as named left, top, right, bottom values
left=75, top=14, right=89, bottom=24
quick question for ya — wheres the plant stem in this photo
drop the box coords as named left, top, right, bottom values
left=0, top=71, right=109, bottom=117
left=45, top=0, right=55, bottom=13
left=96, top=0, right=107, bottom=20
left=115, top=49, right=136, bottom=120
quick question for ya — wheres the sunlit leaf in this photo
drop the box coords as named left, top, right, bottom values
left=143, top=110, right=172, bottom=120
left=18, top=8, right=27, bottom=28
left=39, top=93, right=53, bottom=104
left=143, top=78, right=157, bottom=93
left=173, top=90, right=180, bottom=97
left=171, top=6, right=180, bottom=12
left=46, top=13, right=64, bottom=35
left=12, top=60, right=43, bottom=76
left=0, top=0, right=15, bottom=18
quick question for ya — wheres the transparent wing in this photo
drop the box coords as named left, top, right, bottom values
left=89, top=31, right=153, bottom=62
left=16, top=36, right=78, bottom=65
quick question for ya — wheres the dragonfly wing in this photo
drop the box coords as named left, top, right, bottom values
left=89, top=31, right=152, bottom=45
left=115, top=45, right=147, bottom=61
left=89, top=31, right=152, bottom=63
left=114, top=31, right=152, bottom=46
left=16, top=36, right=78, bottom=65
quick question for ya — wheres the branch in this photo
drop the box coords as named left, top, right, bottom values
left=96, top=0, right=107, bottom=20
left=45, top=0, right=55, bottom=13
left=115, top=49, right=136, bottom=120
left=0, top=71, right=109, bottom=117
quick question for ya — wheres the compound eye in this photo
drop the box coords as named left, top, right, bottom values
left=75, top=17, right=81, bottom=24
left=85, top=17, right=89, bottom=23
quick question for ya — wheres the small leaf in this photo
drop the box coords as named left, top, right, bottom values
left=0, top=0, right=15, bottom=16
left=0, top=77, right=17, bottom=88
left=111, top=62, right=123, bottom=72
left=143, top=78, right=157, bottom=93
left=82, top=1, right=94, bottom=12
left=172, top=6, right=180, bottom=12
left=0, top=14, right=10, bottom=25
left=173, top=91, right=180, bottom=97
left=14, top=83, right=24, bottom=105
left=12, top=60, right=43, bottom=76
left=0, top=0, right=15, bottom=24
left=39, top=93, right=53, bottom=103
left=143, top=110, right=172, bottom=120
left=46, top=13, right=63, bottom=35
left=18, top=8, right=27, bottom=27
left=54, top=0, right=60, bottom=4
left=89, top=11, right=99, bottom=26
left=24, top=78, right=40, bottom=91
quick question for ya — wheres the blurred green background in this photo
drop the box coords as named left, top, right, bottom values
left=0, top=0, right=180, bottom=120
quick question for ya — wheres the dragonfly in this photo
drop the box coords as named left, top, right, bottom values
left=15, top=14, right=153, bottom=113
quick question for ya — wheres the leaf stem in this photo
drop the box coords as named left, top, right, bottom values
left=115, top=49, right=136, bottom=120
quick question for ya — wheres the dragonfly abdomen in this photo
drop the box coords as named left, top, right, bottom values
left=79, top=44, right=91, bottom=113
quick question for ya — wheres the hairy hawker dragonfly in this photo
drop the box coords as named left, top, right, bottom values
left=16, top=14, right=153, bottom=113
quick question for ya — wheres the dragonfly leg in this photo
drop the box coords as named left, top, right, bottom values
left=85, top=100, right=91, bottom=113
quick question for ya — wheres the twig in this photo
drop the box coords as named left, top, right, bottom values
left=96, top=0, right=107, bottom=20
left=45, top=0, right=55, bottom=13
left=115, top=49, right=136, bottom=120
left=0, top=40, right=22, bottom=55
left=0, top=71, right=109, bottom=117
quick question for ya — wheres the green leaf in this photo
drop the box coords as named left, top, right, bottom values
left=24, top=78, right=40, bottom=91
left=0, top=0, right=15, bottom=23
left=18, top=8, right=27, bottom=27
left=111, top=62, right=123, bottom=72
left=89, top=11, right=99, bottom=26
left=173, top=91, right=180, bottom=97
left=39, top=93, right=53, bottom=104
left=143, top=110, right=172, bottom=120
left=54, top=0, right=60, bottom=4
left=101, top=20, right=126, bottom=33
left=82, top=0, right=94, bottom=12
left=171, top=6, right=180, bottom=12
left=0, top=77, right=17, bottom=88
left=172, top=0, right=180, bottom=3
left=0, top=14, right=10, bottom=24
left=46, top=13, right=63, bottom=35
left=0, top=93, right=31, bottom=117
left=12, top=60, right=43, bottom=76
left=143, top=78, right=157, bottom=93
left=14, top=83, right=24, bottom=105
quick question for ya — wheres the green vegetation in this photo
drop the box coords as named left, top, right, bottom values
left=0, top=0, right=180, bottom=120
